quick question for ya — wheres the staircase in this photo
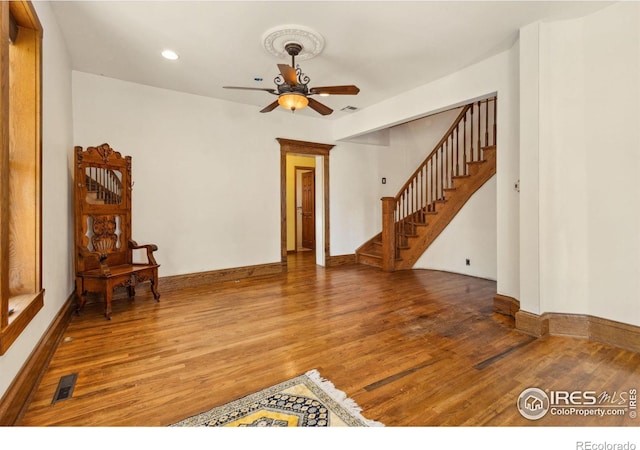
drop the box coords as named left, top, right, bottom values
left=84, top=168, right=123, bottom=205
left=356, top=97, right=497, bottom=271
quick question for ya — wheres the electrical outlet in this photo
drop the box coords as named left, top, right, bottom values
left=466, top=259, right=470, bottom=266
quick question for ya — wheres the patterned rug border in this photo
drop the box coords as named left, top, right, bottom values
left=170, top=369, right=384, bottom=427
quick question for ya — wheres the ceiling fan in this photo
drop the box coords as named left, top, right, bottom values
left=223, top=42, right=360, bottom=116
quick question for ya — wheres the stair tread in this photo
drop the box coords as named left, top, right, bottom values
left=358, top=251, right=382, bottom=258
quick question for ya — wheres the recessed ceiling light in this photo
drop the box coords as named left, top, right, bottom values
left=161, top=49, right=179, bottom=60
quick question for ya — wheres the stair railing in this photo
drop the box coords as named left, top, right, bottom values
left=381, top=96, right=496, bottom=271
left=85, top=167, right=123, bottom=204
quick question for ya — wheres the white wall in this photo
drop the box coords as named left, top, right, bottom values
left=380, top=108, right=463, bottom=198
left=531, top=2, right=640, bottom=326
left=329, top=142, right=385, bottom=256
left=0, top=1, right=75, bottom=399
left=72, top=72, right=335, bottom=276
left=414, top=176, right=497, bottom=280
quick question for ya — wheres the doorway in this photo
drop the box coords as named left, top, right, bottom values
left=296, top=167, right=315, bottom=251
left=278, top=138, right=334, bottom=268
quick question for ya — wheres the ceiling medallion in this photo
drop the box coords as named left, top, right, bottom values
left=261, top=25, right=325, bottom=61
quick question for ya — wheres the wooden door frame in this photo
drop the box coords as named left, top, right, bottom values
left=295, top=166, right=315, bottom=252
left=278, top=138, right=334, bottom=268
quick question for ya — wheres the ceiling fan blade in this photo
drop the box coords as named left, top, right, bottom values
left=309, top=85, right=360, bottom=96
left=277, top=64, right=298, bottom=86
left=260, top=100, right=280, bottom=113
left=307, top=98, right=333, bottom=116
left=223, top=86, right=277, bottom=95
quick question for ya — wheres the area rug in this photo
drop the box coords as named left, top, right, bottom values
left=170, top=369, right=383, bottom=427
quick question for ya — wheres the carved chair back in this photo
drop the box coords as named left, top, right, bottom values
left=74, top=143, right=133, bottom=274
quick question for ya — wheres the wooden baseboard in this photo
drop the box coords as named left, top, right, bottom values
left=515, top=310, right=549, bottom=337
left=158, top=261, right=286, bottom=292
left=0, top=292, right=76, bottom=425
left=326, top=254, right=356, bottom=267
left=493, top=294, right=520, bottom=318
left=514, top=310, right=640, bottom=354
left=495, top=294, right=640, bottom=352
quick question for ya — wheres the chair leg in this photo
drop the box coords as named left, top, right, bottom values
left=104, top=288, right=113, bottom=320
left=75, top=278, right=86, bottom=315
left=151, top=270, right=160, bottom=302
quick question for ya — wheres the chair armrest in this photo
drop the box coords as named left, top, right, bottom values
left=129, top=240, right=159, bottom=266
left=78, top=248, right=112, bottom=276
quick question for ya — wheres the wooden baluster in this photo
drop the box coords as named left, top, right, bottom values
left=493, top=97, right=497, bottom=146
left=432, top=157, right=436, bottom=210
left=439, top=147, right=443, bottom=200
left=418, top=170, right=422, bottom=224
left=409, top=181, right=413, bottom=232
left=435, top=151, right=439, bottom=203
left=427, top=160, right=431, bottom=212
left=444, top=140, right=448, bottom=190
left=485, top=99, right=489, bottom=148
left=477, top=101, right=481, bottom=161
left=449, top=136, right=452, bottom=186
left=412, top=178, right=415, bottom=224
left=451, top=129, right=455, bottom=178
left=454, top=127, right=459, bottom=177
left=420, top=167, right=424, bottom=221
left=469, top=105, right=474, bottom=161
left=463, top=113, right=467, bottom=174
left=446, top=137, right=450, bottom=188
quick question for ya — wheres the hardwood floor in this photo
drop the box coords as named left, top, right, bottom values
left=18, top=252, right=640, bottom=427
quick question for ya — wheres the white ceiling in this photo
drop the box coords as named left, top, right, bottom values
left=49, top=1, right=612, bottom=119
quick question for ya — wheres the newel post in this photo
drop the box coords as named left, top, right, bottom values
left=381, top=197, right=396, bottom=272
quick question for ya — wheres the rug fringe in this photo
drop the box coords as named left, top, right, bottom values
left=305, top=369, right=384, bottom=427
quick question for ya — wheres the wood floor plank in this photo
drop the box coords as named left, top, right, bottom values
left=18, top=252, right=640, bottom=427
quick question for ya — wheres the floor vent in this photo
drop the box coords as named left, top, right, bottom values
left=52, top=373, right=78, bottom=404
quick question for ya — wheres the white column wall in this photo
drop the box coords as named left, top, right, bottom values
left=525, top=2, right=640, bottom=326
left=582, top=3, right=640, bottom=325
left=519, top=22, right=541, bottom=315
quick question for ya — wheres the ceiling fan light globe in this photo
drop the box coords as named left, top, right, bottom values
left=278, top=93, right=309, bottom=111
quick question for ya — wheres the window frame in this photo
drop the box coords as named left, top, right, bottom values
left=0, top=0, right=43, bottom=355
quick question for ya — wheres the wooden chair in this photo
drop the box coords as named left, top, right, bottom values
left=74, top=143, right=160, bottom=319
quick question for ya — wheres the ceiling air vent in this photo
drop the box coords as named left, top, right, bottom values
left=341, top=106, right=358, bottom=112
